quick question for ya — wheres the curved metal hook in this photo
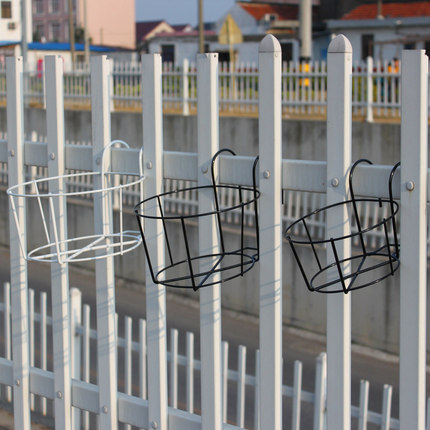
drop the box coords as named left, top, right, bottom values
left=349, top=158, right=373, bottom=203
left=100, top=139, right=130, bottom=177
left=349, top=159, right=373, bottom=256
left=210, top=148, right=236, bottom=187
left=389, top=161, right=400, bottom=257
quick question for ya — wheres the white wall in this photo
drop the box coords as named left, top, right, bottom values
left=0, top=0, right=31, bottom=43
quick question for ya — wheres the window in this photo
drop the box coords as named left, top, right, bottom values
left=35, top=24, right=45, bottom=41
left=404, top=42, right=416, bottom=50
left=50, top=0, right=59, bottom=13
left=50, top=22, right=61, bottom=41
left=1, top=1, right=12, bottom=19
left=34, top=0, right=44, bottom=14
left=281, top=43, right=293, bottom=63
left=361, top=34, right=374, bottom=60
left=161, top=44, right=175, bottom=63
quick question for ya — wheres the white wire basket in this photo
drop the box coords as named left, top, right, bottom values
left=7, top=141, right=145, bottom=264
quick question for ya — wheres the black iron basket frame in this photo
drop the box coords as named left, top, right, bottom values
left=135, top=149, right=260, bottom=291
left=285, top=159, right=400, bottom=294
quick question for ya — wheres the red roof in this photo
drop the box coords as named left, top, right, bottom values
left=239, top=3, right=299, bottom=20
left=342, top=2, right=430, bottom=20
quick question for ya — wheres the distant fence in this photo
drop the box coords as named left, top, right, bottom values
left=0, top=58, right=415, bottom=120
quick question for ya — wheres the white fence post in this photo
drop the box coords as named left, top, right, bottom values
left=182, top=58, right=189, bottom=116
left=3, top=282, right=12, bottom=402
left=366, top=56, right=374, bottom=123
left=399, top=49, right=428, bottom=430
left=258, top=34, right=283, bottom=430
left=313, top=352, right=327, bottom=430
left=91, top=55, right=118, bottom=428
left=6, top=55, right=31, bottom=430
left=70, top=288, right=82, bottom=430
left=197, top=52, right=222, bottom=430
left=142, top=53, right=168, bottom=430
left=45, top=55, right=72, bottom=430
left=326, top=34, right=352, bottom=430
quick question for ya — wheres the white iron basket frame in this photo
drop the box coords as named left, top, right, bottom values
left=7, top=141, right=145, bottom=264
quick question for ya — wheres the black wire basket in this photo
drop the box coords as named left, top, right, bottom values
left=135, top=149, right=260, bottom=290
left=285, top=159, right=400, bottom=294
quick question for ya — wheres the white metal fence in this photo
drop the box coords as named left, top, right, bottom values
left=0, top=283, right=403, bottom=429
left=1, top=34, right=429, bottom=430
left=0, top=57, right=413, bottom=120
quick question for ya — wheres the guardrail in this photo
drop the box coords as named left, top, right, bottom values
left=0, top=58, right=411, bottom=120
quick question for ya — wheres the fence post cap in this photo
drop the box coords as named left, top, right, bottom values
left=259, top=34, right=281, bottom=54
left=328, top=34, right=352, bottom=54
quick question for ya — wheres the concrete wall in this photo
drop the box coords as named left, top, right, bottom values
left=0, top=107, right=427, bottom=355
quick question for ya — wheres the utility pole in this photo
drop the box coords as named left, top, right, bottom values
left=68, top=0, right=75, bottom=70
left=198, top=0, right=204, bottom=53
left=84, top=0, right=89, bottom=65
left=21, top=0, right=28, bottom=67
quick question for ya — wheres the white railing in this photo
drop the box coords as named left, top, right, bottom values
left=2, top=35, right=429, bottom=430
left=0, top=283, right=403, bottom=429
left=0, top=58, right=409, bottom=119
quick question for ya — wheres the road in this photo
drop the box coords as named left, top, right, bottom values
left=0, top=245, right=428, bottom=429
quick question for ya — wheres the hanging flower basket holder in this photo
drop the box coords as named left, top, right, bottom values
left=135, top=149, right=260, bottom=291
left=285, top=159, right=400, bottom=294
left=7, top=141, right=145, bottom=264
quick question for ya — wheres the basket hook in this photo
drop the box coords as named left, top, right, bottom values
left=388, top=162, right=400, bottom=257
left=349, top=158, right=373, bottom=255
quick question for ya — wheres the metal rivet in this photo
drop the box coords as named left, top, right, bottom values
left=15, top=378, right=20, bottom=387
left=201, top=165, right=208, bottom=174
left=56, top=391, right=63, bottom=399
left=146, top=161, right=153, bottom=170
left=151, top=421, right=158, bottom=429
left=9, top=150, right=15, bottom=157
left=331, top=177, right=339, bottom=187
left=406, top=180, right=415, bottom=191
left=263, top=170, right=271, bottom=179
left=102, top=405, right=108, bottom=414
left=49, top=152, right=55, bottom=160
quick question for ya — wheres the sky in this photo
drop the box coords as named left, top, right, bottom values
left=135, top=0, right=236, bottom=26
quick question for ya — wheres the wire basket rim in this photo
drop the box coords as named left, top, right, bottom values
left=7, top=170, right=145, bottom=199
left=134, top=183, right=260, bottom=221
left=285, top=197, right=399, bottom=245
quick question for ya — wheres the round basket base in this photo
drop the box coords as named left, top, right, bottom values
left=27, top=232, right=142, bottom=264
left=153, top=248, right=258, bottom=290
left=309, top=245, right=399, bottom=294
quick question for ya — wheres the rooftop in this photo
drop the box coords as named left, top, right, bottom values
left=342, top=1, right=430, bottom=20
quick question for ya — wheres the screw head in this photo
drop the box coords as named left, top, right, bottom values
left=201, top=165, right=208, bottom=174
left=406, top=180, right=415, bottom=191
left=49, top=152, right=56, bottom=160
left=331, top=177, right=339, bottom=187
left=15, top=378, right=20, bottom=386
left=151, top=421, right=158, bottom=429
left=263, top=170, right=271, bottom=179
left=95, top=157, right=101, bottom=165
left=102, top=405, right=108, bottom=414
left=146, top=161, right=153, bottom=170
left=9, top=149, right=15, bottom=157
left=56, top=391, right=63, bottom=399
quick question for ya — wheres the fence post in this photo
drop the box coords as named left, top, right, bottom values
left=366, top=56, right=374, bottom=123
left=142, top=53, right=168, bottom=430
left=326, top=34, right=352, bottom=430
left=91, top=55, right=118, bottom=428
left=399, top=49, right=428, bottom=430
left=70, top=288, right=82, bottom=430
left=182, top=58, right=189, bottom=116
left=197, top=52, right=223, bottom=430
left=313, top=352, right=327, bottom=430
left=6, top=55, right=31, bottom=430
left=45, top=55, right=72, bottom=430
left=4, top=282, right=11, bottom=403
left=258, top=34, right=283, bottom=430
